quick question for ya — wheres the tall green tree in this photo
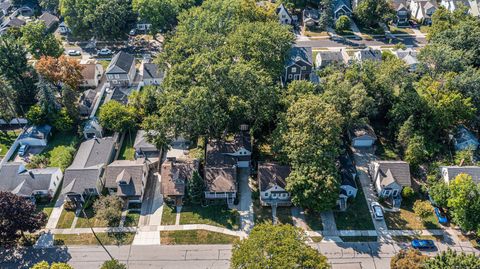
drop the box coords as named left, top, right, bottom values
left=187, top=171, right=204, bottom=205
left=98, top=101, right=137, bottom=132
left=21, top=21, right=63, bottom=59
left=424, top=249, right=480, bottom=269
left=132, top=0, right=196, bottom=33
left=353, top=0, right=394, bottom=27
left=231, top=223, right=330, bottom=269
left=447, top=174, right=480, bottom=233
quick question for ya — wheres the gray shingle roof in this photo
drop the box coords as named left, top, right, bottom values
left=375, top=161, right=411, bottom=187
left=134, top=130, right=158, bottom=152
left=205, top=133, right=251, bottom=166
left=204, top=167, right=237, bottom=193
left=441, top=166, right=480, bottom=184
left=286, top=47, right=313, bottom=67
left=106, top=51, right=134, bottom=74
left=0, top=163, right=60, bottom=197
left=258, top=162, right=290, bottom=192
left=143, top=63, right=163, bottom=80
left=104, top=159, right=146, bottom=197
left=38, top=12, right=58, bottom=29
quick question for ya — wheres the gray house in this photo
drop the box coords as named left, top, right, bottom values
left=142, top=63, right=164, bottom=86
left=0, top=163, right=63, bottom=201
left=392, top=0, right=410, bottom=26
left=370, top=161, right=411, bottom=202
left=18, top=125, right=52, bottom=147
left=334, top=0, right=353, bottom=20
left=134, top=130, right=160, bottom=159
left=62, top=137, right=116, bottom=204
left=83, top=118, right=103, bottom=139
left=104, top=159, right=149, bottom=204
left=38, top=12, right=59, bottom=31
left=106, top=51, right=136, bottom=87
left=283, top=47, right=313, bottom=84
left=276, top=3, right=293, bottom=25
left=338, top=154, right=358, bottom=210
left=315, top=50, right=349, bottom=69
left=441, top=166, right=480, bottom=184
left=352, top=48, right=382, bottom=63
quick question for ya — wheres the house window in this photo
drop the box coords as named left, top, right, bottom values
left=288, top=74, right=293, bottom=79
left=264, top=192, right=270, bottom=197
left=272, top=193, right=278, bottom=198
left=114, top=74, right=120, bottom=79
left=301, top=66, right=306, bottom=71
left=291, top=67, right=297, bottom=73
left=282, top=15, right=286, bottom=18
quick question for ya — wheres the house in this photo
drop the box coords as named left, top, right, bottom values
left=452, top=126, right=479, bottom=152
left=349, top=124, right=377, bottom=148
left=142, top=63, right=163, bottom=86
left=441, top=0, right=480, bottom=17
left=352, top=48, right=382, bottom=63
left=0, top=1, right=12, bottom=18
left=58, top=21, right=70, bottom=34
left=106, top=51, right=136, bottom=87
left=441, top=166, right=480, bottom=184
left=166, top=137, right=191, bottom=160
left=0, top=16, right=25, bottom=34
left=104, top=158, right=149, bottom=204
left=283, top=46, right=313, bottom=84
left=277, top=3, right=292, bottom=25
left=18, top=125, right=52, bottom=147
left=204, top=166, right=237, bottom=205
left=394, top=48, right=419, bottom=71
left=161, top=157, right=199, bottom=206
left=78, top=89, right=98, bottom=117
left=0, top=163, right=62, bottom=201
left=80, top=63, right=103, bottom=88
left=110, top=87, right=131, bottom=104
left=334, top=0, right=353, bottom=20
left=302, top=8, right=320, bottom=27
left=134, top=130, right=160, bottom=159
left=61, top=137, right=116, bottom=204
left=338, top=154, right=358, bottom=210
left=136, top=21, right=151, bottom=32
left=83, top=118, right=103, bottom=139
left=392, top=0, right=410, bottom=26
left=369, top=161, right=411, bottom=200
left=206, top=132, right=252, bottom=168
left=38, top=12, right=58, bottom=31
left=258, top=162, right=291, bottom=207
left=315, top=50, right=349, bottom=69
left=409, top=0, right=437, bottom=24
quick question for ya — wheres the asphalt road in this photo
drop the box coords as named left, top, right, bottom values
left=296, top=36, right=427, bottom=48
left=3, top=240, right=477, bottom=269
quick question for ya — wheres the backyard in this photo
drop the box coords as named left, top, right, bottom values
left=179, top=205, right=240, bottom=230
left=160, top=230, right=239, bottom=245
left=0, top=130, right=21, bottom=157
left=334, top=180, right=375, bottom=230
left=118, top=131, right=136, bottom=160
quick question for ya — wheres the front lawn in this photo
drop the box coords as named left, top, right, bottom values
left=179, top=205, right=240, bottom=230
left=56, top=209, right=75, bottom=229
left=340, top=236, right=378, bottom=242
left=75, top=206, right=117, bottom=228
left=0, top=130, right=21, bottom=157
left=358, top=25, right=385, bottom=35
left=124, top=211, right=140, bottom=227
left=303, top=28, right=330, bottom=37
left=98, top=60, right=111, bottom=71
left=161, top=204, right=177, bottom=225
left=384, top=198, right=440, bottom=230
left=419, top=26, right=430, bottom=34
left=311, top=236, right=323, bottom=243
left=253, top=199, right=272, bottom=224
left=334, top=180, right=375, bottom=230
left=391, top=235, right=444, bottom=242
left=118, top=131, right=136, bottom=160
left=54, top=232, right=135, bottom=245
left=304, top=211, right=323, bottom=231
left=389, top=26, right=414, bottom=35
left=160, top=230, right=238, bottom=245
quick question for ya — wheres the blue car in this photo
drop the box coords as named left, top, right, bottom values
left=411, top=239, right=435, bottom=249
left=434, top=207, right=448, bottom=224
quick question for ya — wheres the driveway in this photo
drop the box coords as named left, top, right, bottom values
left=236, top=168, right=254, bottom=233
left=352, top=150, right=390, bottom=240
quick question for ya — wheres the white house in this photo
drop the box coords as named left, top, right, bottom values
left=352, top=49, right=382, bottom=63
left=80, top=62, right=103, bottom=88
left=394, top=48, right=419, bottom=72
left=0, top=163, right=63, bottom=201
left=58, top=21, right=70, bottom=34
left=409, top=0, right=438, bottom=24
left=142, top=62, right=164, bottom=86
left=441, top=166, right=480, bottom=184
left=276, top=3, right=292, bottom=25
left=441, top=0, right=480, bottom=17
left=106, top=51, right=136, bottom=87
left=349, top=124, right=377, bottom=148
left=370, top=161, right=411, bottom=199
left=258, top=162, right=291, bottom=207
left=315, top=50, right=349, bottom=69
left=17, top=125, right=52, bottom=147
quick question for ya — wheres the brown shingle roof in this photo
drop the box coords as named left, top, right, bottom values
left=204, top=166, right=237, bottom=193
left=161, top=158, right=198, bottom=196
left=258, top=162, right=290, bottom=192
left=81, top=63, right=96, bottom=81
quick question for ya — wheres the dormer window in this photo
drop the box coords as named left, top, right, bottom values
left=118, top=181, right=127, bottom=185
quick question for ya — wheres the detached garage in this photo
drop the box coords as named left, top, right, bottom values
left=349, top=124, right=377, bottom=148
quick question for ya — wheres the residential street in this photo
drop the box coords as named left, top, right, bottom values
left=296, top=35, right=427, bottom=48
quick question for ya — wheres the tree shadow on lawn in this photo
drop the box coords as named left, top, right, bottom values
left=0, top=245, right=72, bottom=269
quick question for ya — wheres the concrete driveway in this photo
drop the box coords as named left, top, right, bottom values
left=236, top=168, right=254, bottom=233
left=352, top=150, right=390, bottom=240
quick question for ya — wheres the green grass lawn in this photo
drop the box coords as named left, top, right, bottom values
left=304, top=211, right=323, bottom=231
left=335, top=180, right=375, bottom=230
left=384, top=198, right=440, bottom=230
left=0, top=130, right=21, bottom=157
left=253, top=199, right=272, bottom=224
left=276, top=207, right=293, bottom=225
left=303, top=28, right=330, bottom=37
left=56, top=209, right=75, bottom=229
left=161, top=204, right=177, bottom=225
left=389, top=26, right=414, bottom=34
left=337, top=30, right=355, bottom=36
left=75, top=207, right=114, bottom=228
left=54, top=232, right=135, bottom=245
left=311, top=236, right=323, bottom=243
left=160, top=230, right=239, bottom=245
left=43, top=131, right=80, bottom=154
left=179, top=205, right=240, bottom=230
left=419, top=26, right=430, bottom=34
left=118, top=131, right=136, bottom=160
left=124, top=211, right=140, bottom=227
left=98, top=60, right=111, bottom=71
left=358, top=24, right=385, bottom=35
left=340, top=236, right=378, bottom=242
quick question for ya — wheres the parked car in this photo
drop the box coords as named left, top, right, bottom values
left=18, top=144, right=29, bottom=157
left=67, top=50, right=81, bottom=56
left=411, top=239, right=435, bottom=250
left=129, top=28, right=136, bottom=35
left=371, top=202, right=384, bottom=220
left=434, top=207, right=448, bottom=224
left=97, top=48, right=112, bottom=56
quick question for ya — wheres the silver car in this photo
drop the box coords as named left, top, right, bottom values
left=371, top=202, right=384, bottom=220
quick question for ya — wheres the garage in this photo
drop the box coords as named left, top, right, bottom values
left=352, top=138, right=375, bottom=148
left=349, top=124, right=377, bottom=148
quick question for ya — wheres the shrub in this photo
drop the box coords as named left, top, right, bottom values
left=335, top=15, right=351, bottom=33
left=26, top=155, right=49, bottom=169
left=100, top=259, right=126, bottom=269
left=401, top=186, right=415, bottom=201
left=413, top=200, right=433, bottom=220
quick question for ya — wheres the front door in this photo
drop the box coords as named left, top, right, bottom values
left=293, top=74, right=301, bottom=80
left=392, top=189, right=399, bottom=197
